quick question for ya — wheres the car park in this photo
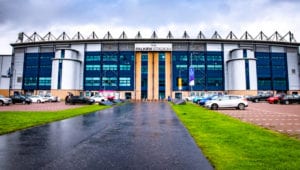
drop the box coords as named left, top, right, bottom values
left=28, top=95, right=47, bottom=103
left=0, top=95, right=12, bottom=106
left=205, top=95, right=248, bottom=110
left=66, top=96, right=95, bottom=105
left=10, top=95, right=32, bottom=104
left=279, top=94, right=300, bottom=104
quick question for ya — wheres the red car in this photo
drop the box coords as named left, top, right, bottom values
left=107, top=96, right=115, bottom=101
left=267, top=94, right=285, bottom=104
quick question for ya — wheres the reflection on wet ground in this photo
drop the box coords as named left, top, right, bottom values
left=0, top=102, right=212, bottom=170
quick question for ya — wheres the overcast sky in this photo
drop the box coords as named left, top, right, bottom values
left=0, top=0, right=299, bottom=54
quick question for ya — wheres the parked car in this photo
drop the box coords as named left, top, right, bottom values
left=247, top=93, right=273, bottom=103
left=40, top=94, right=59, bottom=102
left=28, top=95, right=47, bottom=103
left=107, top=96, right=115, bottom=101
left=0, top=95, right=12, bottom=106
left=66, top=96, right=95, bottom=105
left=91, top=95, right=107, bottom=103
left=266, top=94, right=285, bottom=104
left=205, top=95, right=248, bottom=110
left=193, top=95, right=208, bottom=103
left=186, top=95, right=196, bottom=101
left=10, top=95, right=32, bottom=104
left=198, top=95, right=218, bottom=106
left=279, top=95, right=300, bottom=104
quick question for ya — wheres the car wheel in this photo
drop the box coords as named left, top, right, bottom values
left=285, top=100, right=289, bottom=105
left=238, top=103, right=245, bottom=110
left=254, top=99, right=259, bottom=103
left=22, top=101, right=26, bottom=104
left=211, top=104, right=218, bottom=110
left=274, top=100, right=278, bottom=104
left=37, top=100, right=41, bottom=103
left=0, top=101, right=3, bottom=106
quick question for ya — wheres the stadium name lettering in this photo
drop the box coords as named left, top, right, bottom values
left=135, top=43, right=172, bottom=51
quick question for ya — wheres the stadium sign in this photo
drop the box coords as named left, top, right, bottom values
left=135, top=43, right=172, bottom=51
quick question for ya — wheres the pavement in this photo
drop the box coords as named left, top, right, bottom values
left=0, top=102, right=213, bottom=170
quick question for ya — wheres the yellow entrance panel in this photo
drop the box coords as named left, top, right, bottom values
left=135, top=52, right=142, bottom=100
left=165, top=52, right=172, bottom=99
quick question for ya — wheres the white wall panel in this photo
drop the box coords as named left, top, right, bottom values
left=206, top=43, right=222, bottom=51
left=71, top=45, right=84, bottom=90
left=86, top=44, right=101, bottom=51
left=13, top=51, right=24, bottom=89
left=55, top=50, right=61, bottom=59
left=287, top=52, right=300, bottom=90
left=229, top=60, right=246, bottom=90
left=0, top=56, right=11, bottom=89
left=227, top=49, right=257, bottom=91
left=51, top=60, right=59, bottom=89
left=61, top=60, right=74, bottom=89
left=61, top=60, right=81, bottom=90
left=223, top=44, right=238, bottom=90
left=249, top=60, right=257, bottom=90
left=271, top=46, right=284, bottom=53
left=26, top=47, right=39, bottom=53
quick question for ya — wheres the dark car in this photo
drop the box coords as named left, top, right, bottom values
left=10, top=95, right=32, bottom=104
left=279, top=95, right=300, bottom=104
left=247, top=93, right=273, bottom=103
left=66, top=96, right=95, bottom=105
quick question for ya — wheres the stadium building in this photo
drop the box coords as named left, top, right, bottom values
left=1, top=31, right=300, bottom=100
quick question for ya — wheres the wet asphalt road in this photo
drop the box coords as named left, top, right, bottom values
left=0, top=102, right=213, bottom=170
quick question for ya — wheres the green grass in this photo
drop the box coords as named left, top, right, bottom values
left=171, top=103, right=300, bottom=170
left=0, top=104, right=110, bottom=135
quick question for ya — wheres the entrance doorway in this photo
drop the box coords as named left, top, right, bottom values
left=125, top=92, right=132, bottom=99
left=175, top=92, right=182, bottom=99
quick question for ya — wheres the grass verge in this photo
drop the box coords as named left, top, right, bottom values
left=171, top=103, right=300, bottom=170
left=0, top=104, right=110, bottom=135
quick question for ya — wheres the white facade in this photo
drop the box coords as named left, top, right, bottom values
left=206, top=43, right=222, bottom=51
left=12, top=49, right=25, bottom=90
left=227, top=49, right=257, bottom=91
left=0, top=55, right=11, bottom=90
left=223, top=44, right=239, bottom=90
left=3, top=38, right=299, bottom=97
left=287, top=48, right=300, bottom=90
left=51, top=49, right=82, bottom=90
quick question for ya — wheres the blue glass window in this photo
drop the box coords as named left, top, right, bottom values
left=119, top=77, right=131, bottom=86
left=256, top=52, right=288, bottom=91
left=86, top=65, right=101, bottom=71
left=85, top=77, right=100, bottom=86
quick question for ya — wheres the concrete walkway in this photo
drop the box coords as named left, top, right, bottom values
left=0, top=102, right=213, bottom=170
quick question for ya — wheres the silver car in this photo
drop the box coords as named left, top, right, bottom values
left=205, top=95, right=248, bottom=110
left=0, top=95, right=12, bottom=106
